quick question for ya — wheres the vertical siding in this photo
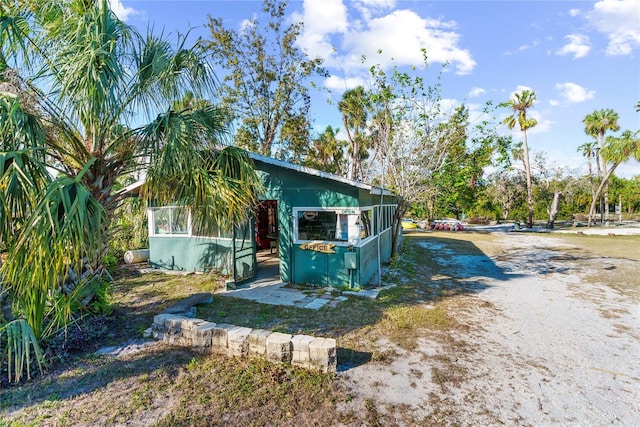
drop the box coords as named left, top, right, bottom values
left=149, top=236, right=233, bottom=273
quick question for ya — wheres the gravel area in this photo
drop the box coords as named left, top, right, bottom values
left=339, top=232, right=640, bottom=425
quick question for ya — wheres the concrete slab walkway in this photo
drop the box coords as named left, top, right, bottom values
left=218, top=251, right=328, bottom=309
left=217, top=250, right=393, bottom=309
left=220, top=280, right=319, bottom=308
left=140, top=251, right=392, bottom=309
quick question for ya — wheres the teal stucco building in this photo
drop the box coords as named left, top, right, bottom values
left=147, top=152, right=399, bottom=289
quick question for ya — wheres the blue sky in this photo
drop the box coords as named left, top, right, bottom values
left=114, top=0, right=639, bottom=177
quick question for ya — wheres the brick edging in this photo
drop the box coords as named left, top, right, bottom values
left=151, top=314, right=337, bottom=373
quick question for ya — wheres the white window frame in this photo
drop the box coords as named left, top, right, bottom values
left=148, top=206, right=191, bottom=237
left=149, top=206, right=237, bottom=240
left=293, top=207, right=377, bottom=246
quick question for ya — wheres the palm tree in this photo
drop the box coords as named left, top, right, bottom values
left=577, top=141, right=599, bottom=219
left=305, top=125, right=345, bottom=175
left=501, top=89, right=538, bottom=227
left=0, top=0, right=261, bottom=380
left=339, top=86, right=369, bottom=181
left=587, top=130, right=640, bottom=226
left=583, top=109, right=620, bottom=222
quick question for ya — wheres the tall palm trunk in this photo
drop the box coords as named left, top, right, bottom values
left=589, top=167, right=616, bottom=226
left=587, top=151, right=596, bottom=224
left=599, top=132, right=609, bottom=222
left=522, top=130, right=534, bottom=227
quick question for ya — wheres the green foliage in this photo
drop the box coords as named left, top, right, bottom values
left=108, top=195, right=148, bottom=261
left=87, top=279, right=113, bottom=316
left=428, top=105, right=500, bottom=219
left=616, top=176, right=640, bottom=214
left=303, top=125, right=346, bottom=175
left=2, top=172, right=108, bottom=341
left=205, top=0, right=327, bottom=157
left=0, top=319, right=45, bottom=383
left=339, top=86, right=371, bottom=181
left=102, top=250, right=120, bottom=272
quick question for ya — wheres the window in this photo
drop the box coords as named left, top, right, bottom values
left=360, top=210, right=371, bottom=239
left=297, top=210, right=346, bottom=242
left=382, top=205, right=394, bottom=230
left=190, top=212, right=233, bottom=238
left=295, top=208, right=376, bottom=244
left=151, top=207, right=188, bottom=235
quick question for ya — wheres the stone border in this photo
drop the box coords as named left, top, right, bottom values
left=151, top=314, right=337, bottom=373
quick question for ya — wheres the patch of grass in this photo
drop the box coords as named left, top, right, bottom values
left=153, top=355, right=344, bottom=426
left=543, top=234, right=640, bottom=300
left=198, top=295, right=383, bottom=337
left=376, top=305, right=450, bottom=350
left=384, top=305, right=449, bottom=330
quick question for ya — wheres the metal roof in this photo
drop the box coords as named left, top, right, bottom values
left=247, top=152, right=394, bottom=196
left=117, top=151, right=395, bottom=197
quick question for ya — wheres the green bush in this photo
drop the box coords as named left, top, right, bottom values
left=87, top=279, right=113, bottom=315
left=108, top=196, right=148, bottom=260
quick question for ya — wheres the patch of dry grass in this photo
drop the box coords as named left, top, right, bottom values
left=544, top=234, right=640, bottom=300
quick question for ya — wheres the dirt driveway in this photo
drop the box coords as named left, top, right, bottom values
left=339, top=231, right=640, bottom=425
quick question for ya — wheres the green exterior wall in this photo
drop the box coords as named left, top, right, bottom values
left=149, top=156, right=398, bottom=289
left=149, top=236, right=233, bottom=273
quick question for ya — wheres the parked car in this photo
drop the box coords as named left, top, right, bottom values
left=430, top=219, right=465, bottom=231
left=401, top=218, right=418, bottom=230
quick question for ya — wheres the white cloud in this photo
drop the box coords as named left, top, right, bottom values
left=108, top=0, right=138, bottom=22
left=300, top=0, right=348, bottom=34
left=324, top=75, right=368, bottom=92
left=468, top=87, right=486, bottom=98
left=569, top=8, right=581, bottom=17
left=354, top=0, right=396, bottom=21
left=527, top=111, right=555, bottom=135
left=357, top=0, right=396, bottom=9
left=517, top=39, right=541, bottom=52
left=294, top=0, right=348, bottom=64
left=297, top=1, right=475, bottom=75
left=556, top=34, right=591, bottom=59
left=587, top=0, right=640, bottom=55
left=616, top=159, right=640, bottom=178
left=555, top=82, right=595, bottom=103
left=343, top=9, right=476, bottom=75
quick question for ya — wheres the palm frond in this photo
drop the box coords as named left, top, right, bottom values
left=0, top=149, right=50, bottom=248
left=0, top=89, right=46, bottom=152
left=1, top=168, right=107, bottom=339
left=0, top=318, right=45, bottom=382
left=141, top=108, right=262, bottom=233
left=0, top=7, right=33, bottom=69
left=131, top=29, right=216, bottom=118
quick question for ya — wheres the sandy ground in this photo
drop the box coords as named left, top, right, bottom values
left=338, top=232, right=640, bottom=425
